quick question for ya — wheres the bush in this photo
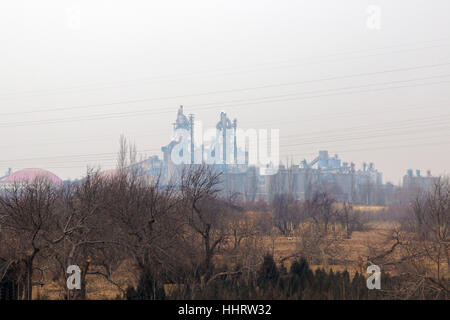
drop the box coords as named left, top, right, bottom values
left=126, top=267, right=165, bottom=300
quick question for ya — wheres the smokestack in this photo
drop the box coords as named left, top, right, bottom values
left=233, top=119, right=237, bottom=164
left=189, top=114, right=194, bottom=164
left=221, top=112, right=227, bottom=165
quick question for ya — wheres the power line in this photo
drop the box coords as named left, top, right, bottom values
left=3, top=61, right=450, bottom=117
left=279, top=117, right=450, bottom=143
left=285, top=140, right=450, bottom=161
left=1, top=98, right=447, bottom=151
left=2, top=117, right=448, bottom=165
left=1, top=74, right=450, bottom=129
left=2, top=37, right=450, bottom=101
left=21, top=138, right=450, bottom=171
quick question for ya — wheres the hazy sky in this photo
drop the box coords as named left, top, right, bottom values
left=1, top=0, right=449, bottom=183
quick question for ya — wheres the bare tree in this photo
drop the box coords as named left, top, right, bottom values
left=48, top=169, right=116, bottom=300
left=117, top=134, right=137, bottom=171
left=336, top=202, right=366, bottom=239
left=0, top=178, right=59, bottom=300
left=405, top=179, right=449, bottom=296
left=180, top=165, right=230, bottom=281
left=368, top=178, right=449, bottom=299
left=271, top=193, right=296, bottom=236
left=306, top=192, right=337, bottom=234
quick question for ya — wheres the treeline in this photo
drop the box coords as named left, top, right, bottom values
left=0, top=164, right=258, bottom=300
left=0, top=146, right=448, bottom=300
left=127, top=254, right=446, bottom=300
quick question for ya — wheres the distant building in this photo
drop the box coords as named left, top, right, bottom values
left=0, top=109, right=438, bottom=207
left=85, top=106, right=428, bottom=205
left=161, top=105, right=247, bottom=183
left=0, top=168, right=63, bottom=187
left=150, top=106, right=389, bottom=204
left=262, top=150, right=384, bottom=204
left=402, top=169, right=438, bottom=192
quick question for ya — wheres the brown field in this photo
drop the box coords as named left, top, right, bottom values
left=266, top=221, right=396, bottom=272
left=38, top=219, right=398, bottom=300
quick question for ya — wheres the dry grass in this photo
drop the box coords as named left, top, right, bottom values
left=353, top=205, right=388, bottom=212
left=37, top=221, right=400, bottom=300
left=266, top=221, right=397, bottom=274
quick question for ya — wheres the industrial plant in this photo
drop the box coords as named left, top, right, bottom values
left=131, top=106, right=440, bottom=205
left=0, top=106, right=439, bottom=206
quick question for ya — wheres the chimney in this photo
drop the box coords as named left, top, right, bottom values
left=221, top=112, right=227, bottom=165
left=233, top=119, right=237, bottom=164
left=189, top=114, right=194, bottom=164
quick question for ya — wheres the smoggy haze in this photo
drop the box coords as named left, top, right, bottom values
left=1, top=0, right=449, bottom=183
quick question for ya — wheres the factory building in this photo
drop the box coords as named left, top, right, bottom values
left=263, top=150, right=384, bottom=204
left=402, top=169, right=438, bottom=192
left=161, top=106, right=248, bottom=183
left=155, top=106, right=389, bottom=204
left=0, top=107, right=439, bottom=206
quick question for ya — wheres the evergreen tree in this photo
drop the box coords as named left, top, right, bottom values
left=257, top=254, right=279, bottom=288
left=290, top=257, right=313, bottom=291
left=127, top=267, right=165, bottom=300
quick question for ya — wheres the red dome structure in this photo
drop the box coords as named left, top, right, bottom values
left=2, top=168, right=63, bottom=184
left=99, top=169, right=118, bottom=178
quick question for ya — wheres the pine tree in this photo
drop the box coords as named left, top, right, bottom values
left=128, top=267, right=165, bottom=300
left=257, top=254, right=279, bottom=288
